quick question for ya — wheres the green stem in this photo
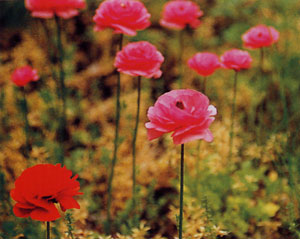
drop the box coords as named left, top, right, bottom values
left=21, top=87, right=30, bottom=157
left=260, top=47, right=264, bottom=73
left=179, top=144, right=184, bottom=239
left=229, top=71, right=238, bottom=160
left=195, top=141, right=201, bottom=193
left=178, top=31, right=184, bottom=88
left=106, top=33, right=123, bottom=233
left=202, top=76, right=207, bottom=94
left=46, top=221, right=50, bottom=239
left=132, top=76, right=141, bottom=215
left=55, top=15, right=67, bottom=146
left=40, top=20, right=59, bottom=91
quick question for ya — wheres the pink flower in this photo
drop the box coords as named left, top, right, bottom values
left=187, top=52, right=221, bottom=76
left=93, top=0, right=151, bottom=36
left=25, top=0, right=86, bottom=19
left=145, top=89, right=217, bottom=145
left=220, top=49, right=252, bottom=71
left=11, top=66, right=39, bottom=87
left=160, top=0, right=203, bottom=30
left=242, top=24, right=279, bottom=49
left=114, top=41, right=164, bottom=78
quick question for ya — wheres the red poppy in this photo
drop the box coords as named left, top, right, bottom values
left=25, top=0, right=86, bottom=19
left=10, top=164, right=83, bottom=221
left=93, top=0, right=151, bottom=36
left=11, top=66, right=39, bottom=87
left=114, top=41, right=164, bottom=78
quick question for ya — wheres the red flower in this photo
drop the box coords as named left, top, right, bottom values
left=145, top=89, right=216, bottom=145
left=114, top=41, right=164, bottom=78
left=11, top=66, right=39, bottom=87
left=25, top=0, right=86, bottom=19
left=220, top=49, right=252, bottom=71
left=93, top=0, right=151, bottom=36
left=187, top=52, right=221, bottom=77
left=242, top=24, right=279, bottom=49
left=160, top=0, right=203, bottom=30
left=10, top=164, right=83, bottom=221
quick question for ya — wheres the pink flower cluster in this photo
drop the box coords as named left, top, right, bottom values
left=187, top=49, right=252, bottom=76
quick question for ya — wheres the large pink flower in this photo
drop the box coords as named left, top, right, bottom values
left=145, top=89, right=216, bottom=145
left=93, top=0, right=151, bottom=36
left=220, top=49, right=252, bottom=71
left=114, top=41, right=164, bottom=78
left=188, top=52, right=221, bottom=76
left=242, top=24, right=279, bottom=49
left=10, top=164, right=83, bottom=222
left=11, top=66, right=39, bottom=87
left=25, top=0, right=86, bottom=19
left=160, top=0, right=203, bottom=30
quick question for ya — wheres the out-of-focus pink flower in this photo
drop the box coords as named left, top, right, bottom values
left=93, top=0, right=151, bottom=36
left=11, top=66, right=39, bottom=87
left=220, top=49, right=252, bottom=71
left=145, top=89, right=216, bottom=145
left=242, top=24, right=279, bottom=49
left=25, top=0, right=86, bottom=19
left=114, top=41, right=164, bottom=78
left=187, top=52, right=221, bottom=76
left=160, top=0, right=203, bottom=30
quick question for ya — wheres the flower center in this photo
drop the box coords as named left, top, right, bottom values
left=42, top=195, right=58, bottom=203
left=258, top=32, right=262, bottom=37
left=176, top=101, right=185, bottom=110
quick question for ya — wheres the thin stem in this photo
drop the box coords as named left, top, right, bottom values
left=178, top=30, right=184, bottom=88
left=179, top=144, right=184, bottom=239
left=55, top=15, right=67, bottom=146
left=46, top=221, right=50, bottom=239
left=21, top=87, right=30, bottom=157
left=260, top=47, right=264, bottom=73
left=202, top=76, right=207, bottom=94
left=132, top=76, right=141, bottom=215
left=40, top=20, right=59, bottom=91
left=229, top=71, right=238, bottom=160
left=195, top=140, right=201, bottom=194
left=106, top=33, right=123, bottom=233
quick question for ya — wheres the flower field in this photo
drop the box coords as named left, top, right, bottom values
left=0, top=0, right=300, bottom=238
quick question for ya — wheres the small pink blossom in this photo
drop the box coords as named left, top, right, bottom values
left=220, top=49, right=252, bottom=71
left=145, top=89, right=216, bottom=145
left=11, top=66, right=39, bottom=87
left=25, top=0, right=86, bottom=19
left=187, top=52, right=221, bottom=76
left=242, top=24, right=279, bottom=49
left=93, top=0, right=151, bottom=36
left=114, top=41, right=164, bottom=78
left=160, top=0, right=203, bottom=30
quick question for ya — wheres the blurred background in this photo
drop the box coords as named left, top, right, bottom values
left=1, top=0, right=300, bottom=238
